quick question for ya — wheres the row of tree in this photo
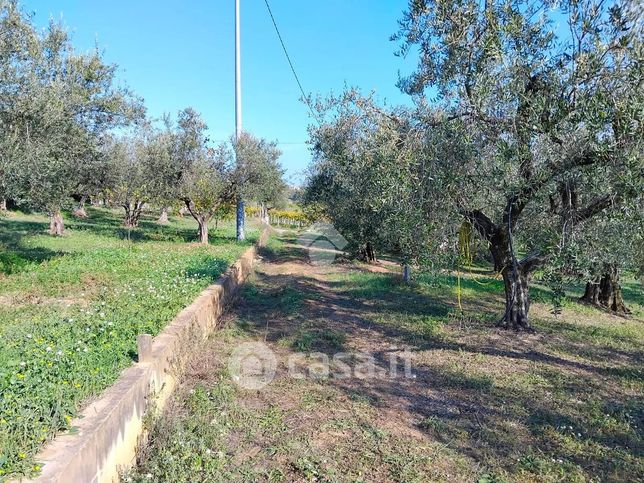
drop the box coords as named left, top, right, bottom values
left=104, top=110, right=285, bottom=244
left=304, top=0, right=643, bottom=330
left=0, top=1, right=286, bottom=244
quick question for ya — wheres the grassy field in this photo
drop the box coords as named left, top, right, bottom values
left=0, top=208, right=259, bottom=479
left=128, top=233, right=643, bottom=482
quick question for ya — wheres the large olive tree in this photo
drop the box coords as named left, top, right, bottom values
left=394, top=0, right=643, bottom=329
left=305, top=90, right=431, bottom=262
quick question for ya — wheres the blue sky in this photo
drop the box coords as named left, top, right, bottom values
left=27, top=0, right=417, bottom=184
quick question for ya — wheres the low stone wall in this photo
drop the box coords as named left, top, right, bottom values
left=25, top=228, right=270, bottom=483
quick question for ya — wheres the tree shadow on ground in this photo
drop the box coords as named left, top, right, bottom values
left=0, top=218, right=61, bottom=273
left=66, top=208, right=206, bottom=244
left=0, top=208, right=252, bottom=277
left=333, top=348, right=642, bottom=481
left=185, top=259, right=232, bottom=283
left=228, top=233, right=643, bottom=481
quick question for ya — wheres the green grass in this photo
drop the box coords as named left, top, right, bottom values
left=0, top=208, right=259, bottom=479
left=128, top=233, right=644, bottom=482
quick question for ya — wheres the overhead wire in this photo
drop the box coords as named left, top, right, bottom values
left=263, top=0, right=320, bottom=123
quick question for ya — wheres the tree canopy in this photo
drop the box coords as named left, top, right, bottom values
left=0, top=1, right=287, bottom=243
left=306, top=0, right=643, bottom=330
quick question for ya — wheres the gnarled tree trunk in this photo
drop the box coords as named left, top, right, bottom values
left=360, top=241, right=376, bottom=262
left=466, top=210, right=546, bottom=331
left=581, top=264, right=629, bottom=315
left=124, top=201, right=144, bottom=228
left=182, top=199, right=213, bottom=244
left=73, top=196, right=88, bottom=218
left=49, top=211, right=65, bottom=236
left=500, top=264, right=531, bottom=330
left=0, top=198, right=6, bottom=211
left=157, top=206, right=169, bottom=224
left=197, top=215, right=209, bottom=244
left=581, top=281, right=600, bottom=305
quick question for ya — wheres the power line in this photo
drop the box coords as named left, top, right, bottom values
left=263, top=0, right=319, bottom=122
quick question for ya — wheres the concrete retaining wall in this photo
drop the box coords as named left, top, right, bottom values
left=26, top=229, right=270, bottom=483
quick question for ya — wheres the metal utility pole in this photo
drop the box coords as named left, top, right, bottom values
left=235, top=0, right=245, bottom=241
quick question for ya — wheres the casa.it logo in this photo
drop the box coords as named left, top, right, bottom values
left=227, top=341, right=415, bottom=390
left=297, top=222, right=348, bottom=265
left=228, top=342, right=277, bottom=390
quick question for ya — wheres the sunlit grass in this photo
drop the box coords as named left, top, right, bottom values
left=0, top=208, right=259, bottom=478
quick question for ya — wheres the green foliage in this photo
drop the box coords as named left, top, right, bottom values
left=179, top=152, right=233, bottom=217
left=307, top=0, right=643, bottom=325
left=305, top=90, right=446, bottom=262
left=171, top=120, right=286, bottom=242
left=234, top=131, right=286, bottom=207
left=0, top=1, right=141, bottom=218
left=0, top=3, right=286, bottom=240
left=0, top=208, right=259, bottom=478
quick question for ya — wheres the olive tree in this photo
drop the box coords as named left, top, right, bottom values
left=105, top=129, right=162, bottom=228
left=305, top=90, right=440, bottom=263
left=178, top=145, right=236, bottom=244
left=167, top=108, right=233, bottom=243
left=575, top=202, right=643, bottom=314
left=234, top=131, right=286, bottom=224
left=0, top=1, right=30, bottom=210
left=394, top=0, right=643, bottom=329
left=177, top=130, right=287, bottom=244
left=0, top=3, right=140, bottom=234
left=143, top=117, right=180, bottom=224
left=72, top=147, right=115, bottom=217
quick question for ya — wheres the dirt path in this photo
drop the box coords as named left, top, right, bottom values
left=129, top=231, right=644, bottom=482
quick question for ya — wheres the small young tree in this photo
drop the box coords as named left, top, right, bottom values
left=234, top=131, right=286, bottom=224
left=178, top=146, right=236, bottom=244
